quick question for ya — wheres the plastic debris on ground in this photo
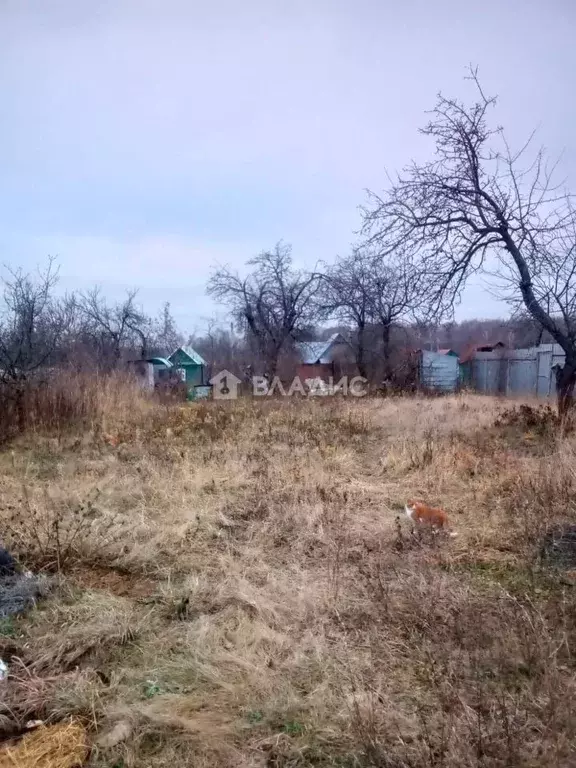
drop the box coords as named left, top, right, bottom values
left=541, top=524, right=576, bottom=569
left=0, top=547, right=50, bottom=620
left=0, top=548, right=17, bottom=577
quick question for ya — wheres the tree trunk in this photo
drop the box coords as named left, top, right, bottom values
left=112, top=336, right=122, bottom=369
left=556, top=362, right=576, bottom=419
left=134, top=328, right=148, bottom=360
left=265, top=353, right=278, bottom=381
left=382, top=323, right=391, bottom=378
left=15, top=382, right=26, bottom=434
left=356, top=323, right=367, bottom=379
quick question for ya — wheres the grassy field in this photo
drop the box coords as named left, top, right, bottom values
left=1, top=392, right=576, bottom=767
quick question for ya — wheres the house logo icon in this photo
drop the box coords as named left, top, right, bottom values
left=209, top=370, right=242, bottom=400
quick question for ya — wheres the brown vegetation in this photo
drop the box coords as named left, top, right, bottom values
left=1, top=384, right=576, bottom=767
left=0, top=371, right=151, bottom=446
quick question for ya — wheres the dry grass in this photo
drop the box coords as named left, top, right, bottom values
left=1, top=392, right=576, bottom=766
left=0, top=370, right=152, bottom=445
left=0, top=720, right=88, bottom=768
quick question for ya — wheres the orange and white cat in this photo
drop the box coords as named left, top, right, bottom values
left=405, top=499, right=458, bottom=537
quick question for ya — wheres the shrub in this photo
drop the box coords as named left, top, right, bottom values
left=3, top=487, right=127, bottom=572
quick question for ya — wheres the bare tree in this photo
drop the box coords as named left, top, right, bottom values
left=187, top=319, right=248, bottom=376
left=0, top=258, right=73, bottom=385
left=207, top=242, right=320, bottom=378
left=78, top=288, right=149, bottom=370
left=150, top=302, right=184, bottom=357
left=364, top=251, right=422, bottom=377
left=318, top=252, right=372, bottom=377
left=319, top=249, right=421, bottom=379
left=0, top=259, right=74, bottom=429
left=361, top=69, right=576, bottom=415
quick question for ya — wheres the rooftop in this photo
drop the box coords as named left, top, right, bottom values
left=168, top=346, right=207, bottom=366
left=295, top=333, right=347, bottom=364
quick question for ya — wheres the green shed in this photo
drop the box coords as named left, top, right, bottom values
left=168, top=346, right=207, bottom=399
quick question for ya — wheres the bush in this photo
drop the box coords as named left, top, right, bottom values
left=3, top=487, right=127, bottom=572
left=494, top=403, right=561, bottom=434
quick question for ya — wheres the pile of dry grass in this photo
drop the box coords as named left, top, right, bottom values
left=1, top=393, right=575, bottom=766
left=0, top=721, right=87, bottom=768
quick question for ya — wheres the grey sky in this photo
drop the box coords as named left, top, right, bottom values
left=1, top=0, right=574, bottom=333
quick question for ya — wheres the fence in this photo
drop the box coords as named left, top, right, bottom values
left=465, top=344, right=565, bottom=398
left=420, top=350, right=459, bottom=392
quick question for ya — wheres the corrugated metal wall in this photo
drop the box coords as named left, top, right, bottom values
left=420, top=351, right=459, bottom=391
left=470, top=344, right=564, bottom=397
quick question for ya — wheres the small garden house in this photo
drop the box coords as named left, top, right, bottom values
left=295, top=333, right=351, bottom=382
left=168, top=346, right=207, bottom=398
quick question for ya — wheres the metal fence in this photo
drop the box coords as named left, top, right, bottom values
left=420, top=350, right=460, bottom=391
left=466, top=344, right=565, bottom=398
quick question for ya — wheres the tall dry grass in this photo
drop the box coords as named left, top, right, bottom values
left=0, top=370, right=152, bottom=444
left=1, top=391, right=576, bottom=766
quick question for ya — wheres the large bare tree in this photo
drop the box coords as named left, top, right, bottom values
left=319, top=249, right=421, bottom=379
left=361, top=70, right=576, bottom=415
left=78, top=288, right=149, bottom=370
left=207, top=243, right=320, bottom=378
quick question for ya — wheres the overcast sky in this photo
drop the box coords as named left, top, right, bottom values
left=1, top=0, right=574, bottom=333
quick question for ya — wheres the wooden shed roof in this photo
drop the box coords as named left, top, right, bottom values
left=295, top=333, right=348, bottom=364
left=168, top=346, right=207, bottom=366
